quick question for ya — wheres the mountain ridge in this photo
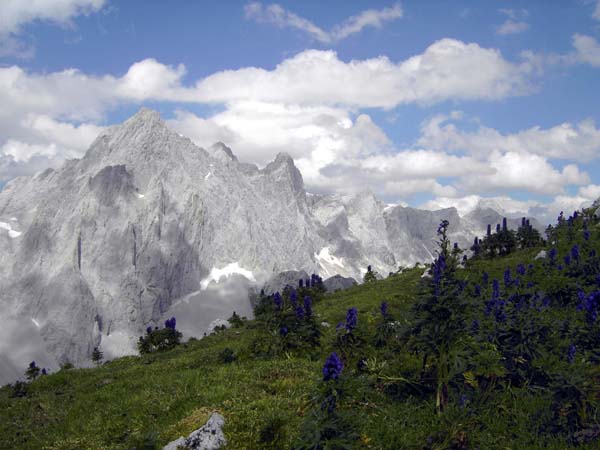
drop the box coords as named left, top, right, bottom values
left=0, top=108, right=543, bottom=376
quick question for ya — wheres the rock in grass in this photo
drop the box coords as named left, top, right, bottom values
left=163, top=413, right=226, bottom=450
left=534, top=250, right=547, bottom=260
left=323, top=275, right=357, bottom=293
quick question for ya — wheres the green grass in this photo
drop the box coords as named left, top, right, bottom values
left=2, top=230, right=600, bottom=449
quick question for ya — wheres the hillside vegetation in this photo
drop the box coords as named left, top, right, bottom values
left=2, top=209, right=600, bottom=450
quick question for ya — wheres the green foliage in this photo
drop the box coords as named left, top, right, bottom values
left=228, top=311, right=246, bottom=328
left=138, top=327, right=182, bottom=355
left=363, top=265, right=378, bottom=283
left=408, top=220, right=470, bottom=413
left=92, top=347, right=103, bottom=366
left=9, top=381, right=28, bottom=398
left=25, top=361, right=40, bottom=381
left=218, top=347, right=236, bottom=364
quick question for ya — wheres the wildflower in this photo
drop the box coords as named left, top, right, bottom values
left=41, top=368, right=47, bottom=376
left=571, top=245, right=580, bottom=262
left=294, top=304, right=305, bottom=320
left=165, top=317, right=176, bottom=330
left=470, top=319, right=480, bottom=334
left=345, top=307, right=358, bottom=332
left=322, top=352, right=344, bottom=381
left=380, top=301, right=388, bottom=317
left=567, top=344, right=577, bottom=364
left=517, top=264, right=526, bottom=276
left=273, top=292, right=283, bottom=309
left=146, top=326, right=152, bottom=334
left=305, top=278, right=311, bottom=288
left=504, top=268, right=512, bottom=287
left=487, top=224, right=492, bottom=236
left=584, top=230, right=591, bottom=241
left=289, top=289, right=298, bottom=306
left=299, top=279, right=304, bottom=288
left=564, top=255, right=571, bottom=266
left=492, top=279, right=500, bottom=299
left=496, top=224, right=501, bottom=233
left=437, top=220, right=449, bottom=235
left=433, top=254, right=446, bottom=288
left=502, top=217, right=508, bottom=231
left=474, top=285, right=481, bottom=297
left=303, top=296, right=313, bottom=317
left=279, top=326, right=288, bottom=337
left=549, top=248, right=557, bottom=263
left=482, top=271, right=489, bottom=286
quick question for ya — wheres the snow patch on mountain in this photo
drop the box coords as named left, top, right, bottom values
left=0, top=221, right=21, bottom=238
left=200, top=263, right=257, bottom=290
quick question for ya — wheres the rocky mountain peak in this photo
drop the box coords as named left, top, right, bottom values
left=208, top=142, right=238, bottom=163
left=263, top=152, right=304, bottom=195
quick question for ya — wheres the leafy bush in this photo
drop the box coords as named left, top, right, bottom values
left=218, top=347, right=236, bottom=363
left=138, top=317, right=182, bottom=355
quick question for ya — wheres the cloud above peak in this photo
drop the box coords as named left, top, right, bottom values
left=244, top=2, right=403, bottom=43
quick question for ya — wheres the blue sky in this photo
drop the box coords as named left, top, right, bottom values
left=1, top=0, right=600, bottom=221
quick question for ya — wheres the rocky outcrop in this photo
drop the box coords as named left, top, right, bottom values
left=163, top=412, right=226, bottom=450
left=323, top=275, right=357, bottom=292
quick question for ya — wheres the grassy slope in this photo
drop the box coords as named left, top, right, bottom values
left=0, top=270, right=421, bottom=450
left=1, top=243, right=599, bottom=449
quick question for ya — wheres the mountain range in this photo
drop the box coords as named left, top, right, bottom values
left=0, top=108, right=542, bottom=382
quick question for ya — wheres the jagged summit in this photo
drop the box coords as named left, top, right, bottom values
left=208, top=142, right=238, bottom=163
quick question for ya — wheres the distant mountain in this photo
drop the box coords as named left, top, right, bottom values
left=0, top=108, right=542, bottom=378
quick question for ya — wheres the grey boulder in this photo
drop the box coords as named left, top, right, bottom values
left=323, top=275, right=357, bottom=292
left=163, top=412, right=226, bottom=450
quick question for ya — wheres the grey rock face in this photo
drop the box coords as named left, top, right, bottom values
left=262, top=270, right=309, bottom=295
left=0, top=108, right=542, bottom=377
left=323, top=275, right=357, bottom=293
left=162, top=412, right=226, bottom=450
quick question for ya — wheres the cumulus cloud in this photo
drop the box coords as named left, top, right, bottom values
left=594, top=0, right=600, bottom=20
left=244, top=2, right=403, bottom=43
left=0, top=0, right=106, bottom=58
left=496, top=20, right=529, bottom=35
left=495, top=9, right=529, bottom=35
left=419, top=113, right=600, bottom=162
left=571, top=34, right=600, bottom=67
left=193, top=42, right=537, bottom=107
left=422, top=185, right=600, bottom=226
left=460, top=151, right=589, bottom=195
left=0, top=41, right=537, bottom=119
left=0, top=0, right=106, bottom=35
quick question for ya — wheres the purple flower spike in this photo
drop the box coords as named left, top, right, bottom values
left=323, top=352, right=344, bottom=381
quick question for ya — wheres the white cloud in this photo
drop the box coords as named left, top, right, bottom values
left=244, top=2, right=402, bottom=43
left=496, top=20, right=529, bottom=35
left=0, top=0, right=105, bottom=57
left=594, top=0, right=600, bottom=21
left=460, top=151, right=589, bottom=195
left=421, top=195, right=536, bottom=217
left=384, top=179, right=458, bottom=198
left=0, top=41, right=537, bottom=122
left=0, top=0, right=106, bottom=35
left=495, top=9, right=529, bottom=36
left=193, top=42, right=537, bottom=107
left=419, top=113, right=600, bottom=162
left=421, top=185, right=600, bottom=226
left=572, top=34, right=600, bottom=67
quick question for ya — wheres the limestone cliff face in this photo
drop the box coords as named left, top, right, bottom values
left=0, top=108, right=541, bottom=370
